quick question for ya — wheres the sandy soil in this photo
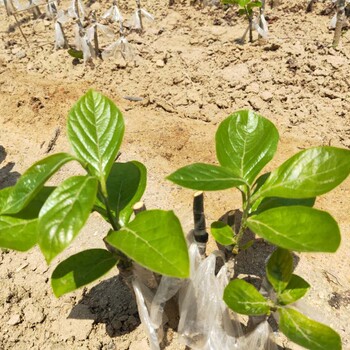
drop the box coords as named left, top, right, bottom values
left=0, top=0, right=350, bottom=349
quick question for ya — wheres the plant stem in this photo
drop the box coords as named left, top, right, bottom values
left=236, top=186, right=251, bottom=248
left=333, top=0, right=346, bottom=47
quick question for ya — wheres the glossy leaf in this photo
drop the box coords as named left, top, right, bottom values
left=167, top=163, right=246, bottom=191
left=247, top=206, right=340, bottom=252
left=211, top=221, right=236, bottom=246
left=105, top=210, right=189, bottom=278
left=224, top=279, right=271, bottom=316
left=0, top=216, right=38, bottom=251
left=251, top=196, right=315, bottom=215
left=95, top=161, right=147, bottom=226
left=38, top=176, right=98, bottom=263
left=216, top=110, right=279, bottom=184
left=266, top=248, right=293, bottom=294
left=13, top=187, right=55, bottom=220
left=278, top=308, right=341, bottom=350
left=278, top=274, right=310, bottom=305
left=67, top=90, right=125, bottom=185
left=253, top=146, right=350, bottom=200
left=51, top=249, right=117, bottom=297
left=0, top=187, right=12, bottom=212
left=0, top=153, right=75, bottom=215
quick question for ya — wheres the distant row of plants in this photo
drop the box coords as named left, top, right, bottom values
left=1, top=0, right=349, bottom=64
left=1, top=90, right=350, bottom=349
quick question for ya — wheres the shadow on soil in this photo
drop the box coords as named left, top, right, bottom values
left=0, top=145, right=20, bottom=189
left=69, top=275, right=140, bottom=337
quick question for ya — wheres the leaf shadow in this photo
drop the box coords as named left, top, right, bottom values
left=68, top=275, right=140, bottom=337
left=0, top=145, right=21, bottom=189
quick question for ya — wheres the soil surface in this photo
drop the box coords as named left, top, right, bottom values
left=0, top=0, right=350, bottom=349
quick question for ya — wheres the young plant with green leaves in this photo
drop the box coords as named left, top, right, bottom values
left=167, top=110, right=350, bottom=348
left=224, top=248, right=341, bottom=350
left=0, top=90, right=189, bottom=297
left=222, top=0, right=262, bottom=42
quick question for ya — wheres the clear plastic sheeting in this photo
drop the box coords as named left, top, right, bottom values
left=102, top=3, right=123, bottom=23
left=102, top=36, right=134, bottom=61
left=133, top=243, right=279, bottom=349
left=238, top=320, right=278, bottom=350
left=128, top=8, right=154, bottom=30
left=177, top=244, right=243, bottom=350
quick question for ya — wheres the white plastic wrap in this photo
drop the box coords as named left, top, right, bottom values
left=102, top=36, right=134, bottom=61
left=86, top=23, right=114, bottom=43
left=54, top=21, right=66, bottom=49
left=102, top=4, right=123, bottom=23
left=68, top=0, right=85, bottom=20
left=253, top=16, right=268, bottom=39
left=238, top=320, right=278, bottom=350
left=178, top=244, right=242, bottom=350
left=128, top=8, right=154, bottom=30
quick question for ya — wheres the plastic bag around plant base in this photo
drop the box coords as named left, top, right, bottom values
left=253, top=15, right=268, bottom=39
left=67, top=0, right=85, bottom=20
left=128, top=8, right=154, bottom=30
left=132, top=265, right=184, bottom=350
left=102, top=4, right=123, bottom=23
left=177, top=244, right=243, bottom=350
left=54, top=21, right=66, bottom=49
left=238, top=320, right=278, bottom=350
left=86, top=23, right=114, bottom=43
left=102, top=37, right=134, bottom=61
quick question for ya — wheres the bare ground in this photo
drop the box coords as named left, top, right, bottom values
left=0, top=0, right=350, bottom=349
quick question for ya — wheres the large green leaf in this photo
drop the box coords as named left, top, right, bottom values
left=216, top=111, right=279, bottom=184
left=0, top=216, right=38, bottom=251
left=51, top=249, right=117, bottom=297
left=224, top=279, right=271, bottom=316
left=210, top=221, right=236, bottom=246
left=266, top=248, right=293, bottom=294
left=253, top=146, right=350, bottom=200
left=0, top=153, right=75, bottom=215
left=278, top=308, right=341, bottom=350
left=38, top=176, right=98, bottom=263
left=167, top=163, right=246, bottom=191
left=105, top=210, right=189, bottom=278
left=0, top=187, right=12, bottom=212
left=95, top=161, right=147, bottom=226
left=247, top=206, right=340, bottom=252
left=251, top=196, right=315, bottom=215
left=278, top=274, right=310, bottom=305
left=13, top=187, right=56, bottom=220
left=67, top=90, right=125, bottom=185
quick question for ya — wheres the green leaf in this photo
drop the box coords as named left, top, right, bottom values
left=247, top=206, right=340, bottom=252
left=95, top=161, right=147, bottom=226
left=167, top=163, right=246, bottom=191
left=266, top=248, right=293, bottom=294
left=278, top=274, right=310, bottom=305
left=0, top=187, right=12, bottom=212
left=38, top=176, right=98, bottom=263
left=13, top=187, right=56, bottom=220
left=253, top=146, right=350, bottom=200
left=224, top=279, right=271, bottom=316
left=251, top=196, right=315, bottom=215
left=51, top=249, right=117, bottom=297
left=0, top=153, right=75, bottom=215
left=68, top=48, right=83, bottom=59
left=67, top=90, right=125, bottom=185
left=211, top=221, right=236, bottom=246
left=105, top=210, right=189, bottom=278
left=278, top=308, right=341, bottom=350
left=0, top=216, right=38, bottom=251
left=216, top=110, right=279, bottom=184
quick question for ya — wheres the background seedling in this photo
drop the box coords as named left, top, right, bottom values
left=222, top=0, right=263, bottom=42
